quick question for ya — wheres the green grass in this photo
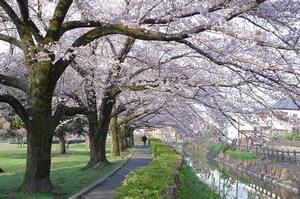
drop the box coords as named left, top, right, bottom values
left=284, top=131, right=300, bottom=141
left=0, top=143, right=131, bottom=199
left=114, top=140, right=181, bottom=199
left=225, top=150, right=256, bottom=160
left=207, top=144, right=232, bottom=154
left=179, top=164, right=219, bottom=199
left=207, top=144, right=256, bottom=160
left=207, top=144, right=223, bottom=153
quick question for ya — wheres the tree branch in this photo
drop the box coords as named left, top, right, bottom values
left=140, top=0, right=233, bottom=24
left=0, top=0, right=22, bottom=28
left=16, top=0, right=29, bottom=21
left=53, top=104, right=88, bottom=127
left=117, top=37, right=135, bottom=62
left=46, top=0, right=74, bottom=41
left=58, top=0, right=265, bottom=40
left=0, top=74, right=29, bottom=93
left=0, top=94, right=28, bottom=126
left=0, top=33, right=23, bottom=49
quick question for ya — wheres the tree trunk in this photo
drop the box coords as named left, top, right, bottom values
left=85, top=113, right=104, bottom=168
left=128, top=127, right=134, bottom=147
left=110, top=106, right=120, bottom=157
left=119, top=126, right=126, bottom=152
left=22, top=127, right=53, bottom=193
left=20, top=61, right=56, bottom=193
left=58, top=135, right=66, bottom=155
left=84, top=86, right=118, bottom=168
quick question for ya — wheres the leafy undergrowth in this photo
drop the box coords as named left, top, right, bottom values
left=179, top=164, right=220, bottom=199
left=0, top=143, right=131, bottom=199
left=207, top=144, right=256, bottom=160
left=114, top=139, right=181, bottom=199
left=225, top=150, right=256, bottom=160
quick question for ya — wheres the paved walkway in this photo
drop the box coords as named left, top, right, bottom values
left=80, top=145, right=152, bottom=199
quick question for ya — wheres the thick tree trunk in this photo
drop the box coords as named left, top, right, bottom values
left=85, top=88, right=117, bottom=168
left=96, top=86, right=119, bottom=163
left=20, top=61, right=56, bottom=193
left=21, top=108, right=54, bottom=193
left=85, top=113, right=106, bottom=168
left=110, top=109, right=120, bottom=157
left=58, top=135, right=66, bottom=155
left=22, top=127, right=53, bottom=193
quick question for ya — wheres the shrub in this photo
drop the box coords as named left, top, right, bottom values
left=284, top=131, right=300, bottom=141
left=207, top=144, right=232, bottom=154
left=114, top=140, right=180, bottom=199
left=179, top=164, right=219, bottom=199
left=207, top=144, right=256, bottom=160
left=225, top=150, right=256, bottom=160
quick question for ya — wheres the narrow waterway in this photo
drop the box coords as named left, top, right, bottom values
left=185, top=143, right=300, bottom=199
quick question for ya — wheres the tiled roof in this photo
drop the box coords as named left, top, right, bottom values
left=272, top=98, right=300, bottom=110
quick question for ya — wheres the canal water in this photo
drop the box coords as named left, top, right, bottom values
left=185, top=143, right=300, bottom=199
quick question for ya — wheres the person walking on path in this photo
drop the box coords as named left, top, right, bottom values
left=142, top=135, right=147, bottom=146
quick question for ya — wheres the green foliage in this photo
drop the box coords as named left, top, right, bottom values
left=207, top=144, right=232, bottom=154
left=207, top=144, right=256, bottom=160
left=284, top=131, right=300, bottom=141
left=225, top=150, right=256, bottom=160
left=179, top=164, right=219, bottom=199
left=9, top=115, right=24, bottom=130
left=114, top=140, right=181, bottom=199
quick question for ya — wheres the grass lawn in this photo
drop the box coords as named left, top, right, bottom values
left=0, top=142, right=131, bottom=199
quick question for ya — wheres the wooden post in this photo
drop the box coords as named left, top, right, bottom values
left=164, top=186, right=178, bottom=199
left=267, top=149, right=270, bottom=159
left=271, top=149, right=274, bottom=160
left=293, top=150, right=297, bottom=164
left=281, top=151, right=285, bottom=162
left=171, top=174, right=180, bottom=186
left=287, top=150, right=290, bottom=163
left=276, top=149, right=279, bottom=161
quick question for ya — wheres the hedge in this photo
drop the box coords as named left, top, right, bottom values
left=114, top=139, right=181, bottom=199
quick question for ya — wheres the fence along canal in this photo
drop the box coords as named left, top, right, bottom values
left=186, top=143, right=300, bottom=199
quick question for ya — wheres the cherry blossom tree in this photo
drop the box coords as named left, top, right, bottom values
left=1, top=0, right=297, bottom=194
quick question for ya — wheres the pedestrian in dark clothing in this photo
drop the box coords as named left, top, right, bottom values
left=142, top=135, right=147, bottom=146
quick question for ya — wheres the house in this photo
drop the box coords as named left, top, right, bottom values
left=225, top=98, right=300, bottom=144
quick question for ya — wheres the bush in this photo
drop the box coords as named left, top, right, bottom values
left=207, top=144, right=256, bottom=160
left=114, top=140, right=181, bottom=199
left=179, top=164, right=219, bottom=199
left=225, top=150, right=256, bottom=160
left=207, top=144, right=232, bottom=154
left=284, top=131, right=300, bottom=141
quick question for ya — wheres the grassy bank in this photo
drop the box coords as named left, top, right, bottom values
left=207, top=144, right=256, bottom=160
left=114, top=139, right=181, bottom=199
left=0, top=143, right=131, bottom=199
left=179, top=164, right=219, bottom=199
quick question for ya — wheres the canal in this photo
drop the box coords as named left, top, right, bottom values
left=185, top=142, right=300, bottom=199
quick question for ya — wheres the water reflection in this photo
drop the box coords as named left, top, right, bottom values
left=185, top=143, right=300, bottom=199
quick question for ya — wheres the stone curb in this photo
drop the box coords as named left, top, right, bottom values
left=67, top=155, right=132, bottom=199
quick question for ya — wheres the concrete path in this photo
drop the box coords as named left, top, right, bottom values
left=80, top=145, right=152, bottom=199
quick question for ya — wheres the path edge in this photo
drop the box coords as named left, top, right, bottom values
left=67, top=154, right=132, bottom=199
